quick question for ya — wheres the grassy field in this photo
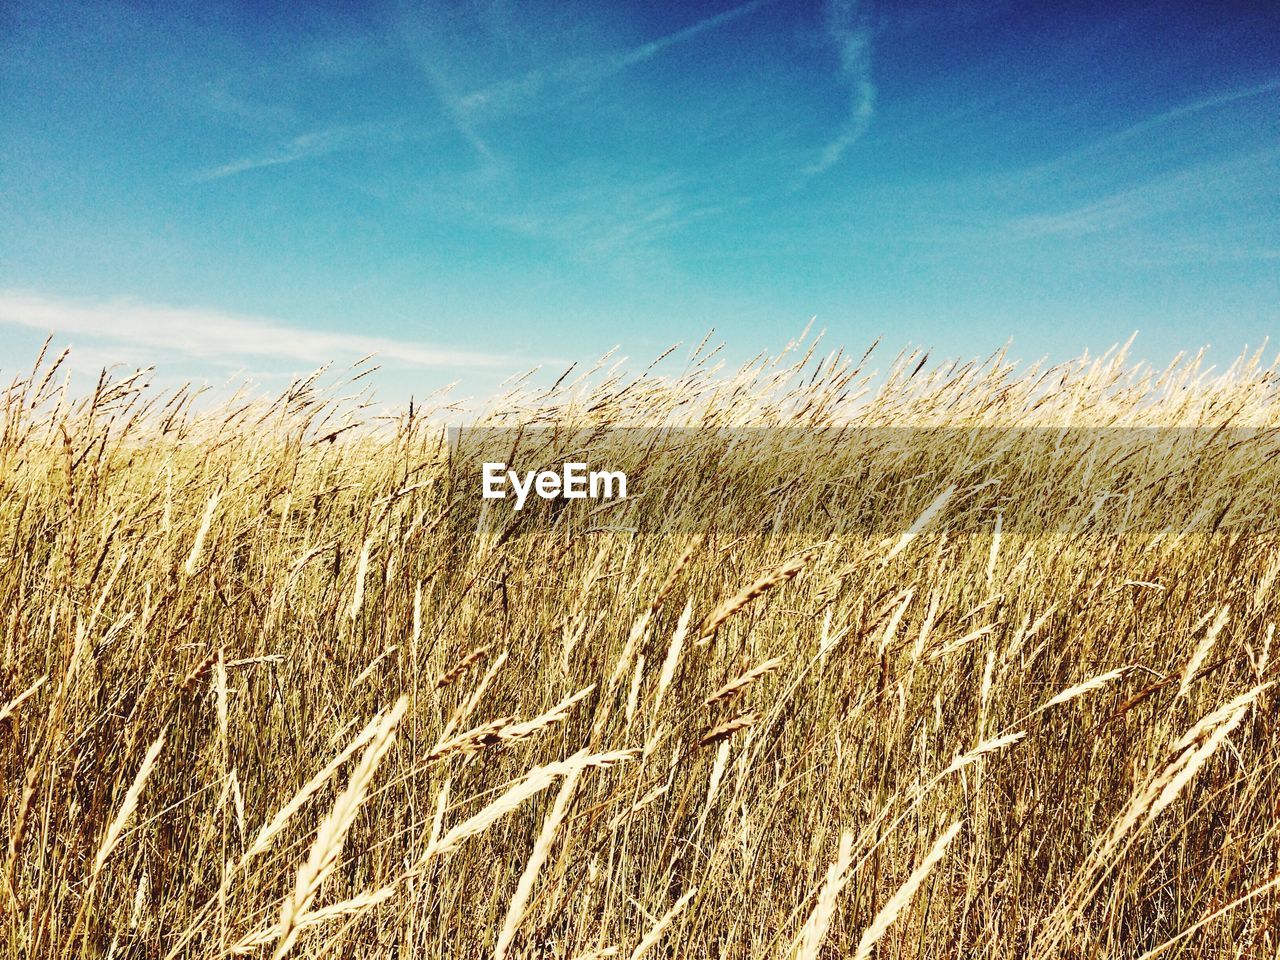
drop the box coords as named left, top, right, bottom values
left=2, top=337, right=1279, bottom=959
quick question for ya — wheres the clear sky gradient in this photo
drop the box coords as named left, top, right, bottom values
left=2, top=0, right=1278, bottom=401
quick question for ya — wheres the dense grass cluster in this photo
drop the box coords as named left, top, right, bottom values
left=2, top=337, right=1279, bottom=959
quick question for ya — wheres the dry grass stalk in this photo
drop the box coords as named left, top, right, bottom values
left=0, top=675, right=46, bottom=725
left=178, top=650, right=219, bottom=693
left=348, top=535, right=375, bottom=621
left=698, top=552, right=814, bottom=644
left=1036, top=685, right=1271, bottom=956
left=852, top=821, right=962, bottom=960
left=877, top=589, right=915, bottom=656
left=978, top=649, right=995, bottom=737
left=608, top=610, right=653, bottom=693
left=927, top=624, right=995, bottom=661
left=1178, top=605, right=1229, bottom=696
left=705, top=656, right=783, bottom=707
left=1133, top=870, right=1280, bottom=960
left=442, top=650, right=509, bottom=740
left=699, top=710, right=759, bottom=747
left=214, top=650, right=228, bottom=740
left=244, top=711, right=385, bottom=863
left=93, top=730, right=167, bottom=875
left=1246, top=621, right=1273, bottom=679
left=433, top=643, right=492, bottom=690
left=649, top=535, right=702, bottom=613
left=430, top=774, right=552, bottom=859
left=942, top=732, right=1026, bottom=777
left=882, top=485, right=955, bottom=564
left=610, top=782, right=669, bottom=831
left=424, top=718, right=513, bottom=763
left=274, top=696, right=406, bottom=958
left=624, top=654, right=645, bottom=728
left=350, top=645, right=398, bottom=688
left=703, top=739, right=732, bottom=813
left=495, top=685, right=595, bottom=743
left=2, top=768, right=38, bottom=905
left=1040, top=666, right=1130, bottom=712
left=184, top=491, right=220, bottom=576
left=652, top=600, right=692, bottom=717
left=792, top=831, right=854, bottom=960
left=986, top=512, right=1003, bottom=586
left=225, top=655, right=286, bottom=669
left=494, top=765, right=583, bottom=960
left=627, top=887, right=697, bottom=960
left=233, top=889, right=395, bottom=956
left=428, top=751, right=636, bottom=860
left=226, top=768, right=246, bottom=840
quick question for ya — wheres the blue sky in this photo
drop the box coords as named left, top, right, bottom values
left=1, top=0, right=1278, bottom=401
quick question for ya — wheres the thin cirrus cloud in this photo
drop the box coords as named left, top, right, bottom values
left=0, top=290, right=509, bottom=370
left=1001, top=147, right=1280, bottom=241
left=613, top=0, right=775, bottom=67
left=387, top=2, right=783, bottom=268
left=454, top=0, right=780, bottom=120
left=802, top=0, right=875, bottom=180
left=1010, top=75, right=1280, bottom=188
left=195, top=121, right=406, bottom=182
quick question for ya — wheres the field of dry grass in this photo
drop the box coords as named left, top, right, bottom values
left=2, top=336, right=1279, bottom=959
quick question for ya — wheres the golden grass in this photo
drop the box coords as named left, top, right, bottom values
left=2, top=336, right=1280, bottom=958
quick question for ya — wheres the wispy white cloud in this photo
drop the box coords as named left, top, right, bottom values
left=0, top=290, right=508, bottom=370
left=388, top=3, right=778, bottom=268
left=471, top=3, right=784, bottom=271
left=1002, top=147, right=1280, bottom=239
left=419, top=63, right=503, bottom=178
left=392, top=3, right=512, bottom=182
left=456, top=0, right=777, bottom=119
left=613, top=0, right=774, bottom=70
left=196, top=122, right=403, bottom=182
left=1014, top=76, right=1280, bottom=185
left=487, top=171, right=698, bottom=268
left=802, top=0, right=875, bottom=179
